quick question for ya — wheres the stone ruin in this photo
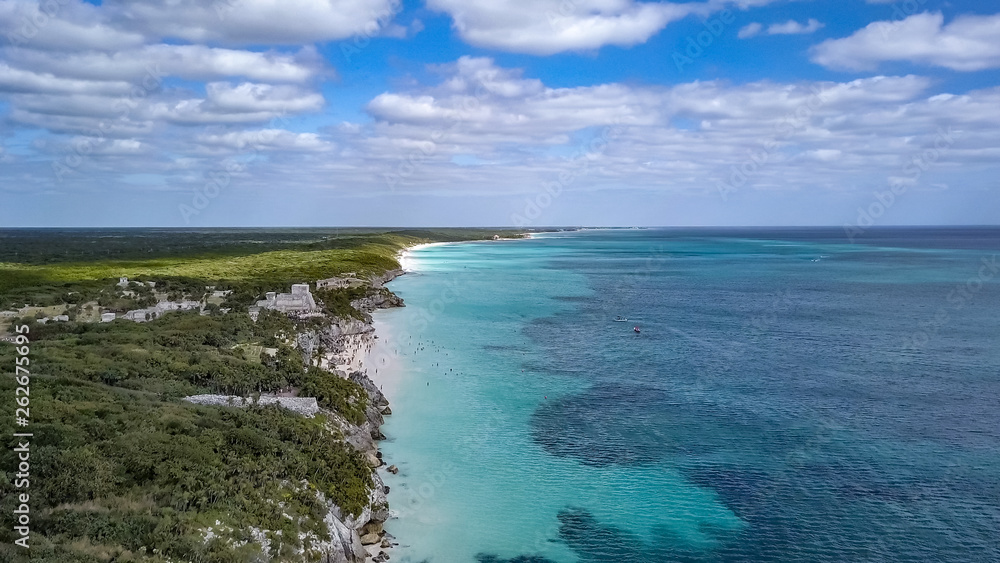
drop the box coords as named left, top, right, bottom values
left=256, top=283, right=318, bottom=314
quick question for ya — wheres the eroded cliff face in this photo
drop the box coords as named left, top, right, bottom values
left=311, top=370, right=391, bottom=562
left=301, top=278, right=405, bottom=562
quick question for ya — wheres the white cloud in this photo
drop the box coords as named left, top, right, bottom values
left=804, top=148, right=842, bottom=161
left=0, top=63, right=132, bottom=95
left=366, top=57, right=661, bottom=147
left=0, top=0, right=145, bottom=51
left=426, top=0, right=716, bottom=55
left=328, top=58, right=1000, bottom=200
left=4, top=45, right=321, bottom=84
left=767, top=18, right=824, bottom=35
left=811, top=12, right=1000, bottom=71
left=9, top=108, right=154, bottom=136
left=105, top=0, right=401, bottom=45
left=197, top=129, right=331, bottom=152
left=738, top=22, right=762, bottom=38
left=139, top=83, right=324, bottom=125
left=203, top=82, right=324, bottom=114
left=739, top=19, right=823, bottom=39
left=0, top=1, right=330, bottom=139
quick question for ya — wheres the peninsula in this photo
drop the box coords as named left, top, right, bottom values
left=0, top=228, right=526, bottom=562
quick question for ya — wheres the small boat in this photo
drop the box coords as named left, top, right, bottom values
left=633, top=326, right=641, bottom=333
left=614, top=316, right=629, bottom=322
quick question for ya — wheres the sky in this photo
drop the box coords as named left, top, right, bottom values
left=0, top=0, right=998, bottom=228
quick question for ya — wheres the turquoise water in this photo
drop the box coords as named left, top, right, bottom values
left=374, top=228, right=1000, bottom=562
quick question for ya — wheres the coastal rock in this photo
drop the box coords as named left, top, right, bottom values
left=386, top=465, right=399, bottom=475
left=315, top=495, right=367, bottom=563
left=343, top=472, right=389, bottom=531
left=371, top=268, right=405, bottom=288
left=326, top=515, right=367, bottom=563
left=187, top=271, right=405, bottom=562
left=360, top=531, right=380, bottom=545
left=350, top=288, right=404, bottom=314
left=300, top=317, right=376, bottom=369
left=303, top=278, right=404, bottom=561
left=350, top=370, right=389, bottom=407
left=369, top=473, right=391, bottom=522
left=361, top=521, right=383, bottom=538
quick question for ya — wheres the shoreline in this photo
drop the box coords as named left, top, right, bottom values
left=360, top=235, right=532, bottom=560
left=398, top=234, right=534, bottom=272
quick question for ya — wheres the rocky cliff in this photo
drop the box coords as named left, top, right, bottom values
left=298, top=276, right=406, bottom=562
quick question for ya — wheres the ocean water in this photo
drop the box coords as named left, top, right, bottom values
left=371, top=228, right=1000, bottom=563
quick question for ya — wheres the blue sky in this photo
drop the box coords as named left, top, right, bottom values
left=1, top=0, right=998, bottom=228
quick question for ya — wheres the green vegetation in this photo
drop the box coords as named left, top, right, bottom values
left=0, top=229, right=528, bottom=310
left=300, top=368, right=368, bottom=425
left=0, top=228, right=528, bottom=562
left=0, top=314, right=371, bottom=562
left=313, top=286, right=371, bottom=320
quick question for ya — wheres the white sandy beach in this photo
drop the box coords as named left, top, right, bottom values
left=397, top=241, right=453, bottom=272
left=361, top=312, right=410, bottom=401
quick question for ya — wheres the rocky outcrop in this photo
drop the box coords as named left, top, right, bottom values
left=324, top=371, right=389, bottom=468
left=315, top=370, right=393, bottom=562
left=370, top=268, right=404, bottom=288
left=350, top=288, right=404, bottom=319
left=296, top=317, right=375, bottom=371
left=307, top=283, right=404, bottom=561
left=275, top=276, right=406, bottom=561
left=189, top=272, right=409, bottom=561
left=312, top=493, right=368, bottom=563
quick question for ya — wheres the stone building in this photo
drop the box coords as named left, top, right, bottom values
left=120, top=299, right=201, bottom=323
left=256, top=284, right=317, bottom=313
left=123, top=309, right=157, bottom=322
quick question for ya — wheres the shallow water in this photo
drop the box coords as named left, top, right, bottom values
left=374, top=228, right=1000, bottom=563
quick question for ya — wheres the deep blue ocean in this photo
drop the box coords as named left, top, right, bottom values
left=374, top=228, right=1000, bottom=563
